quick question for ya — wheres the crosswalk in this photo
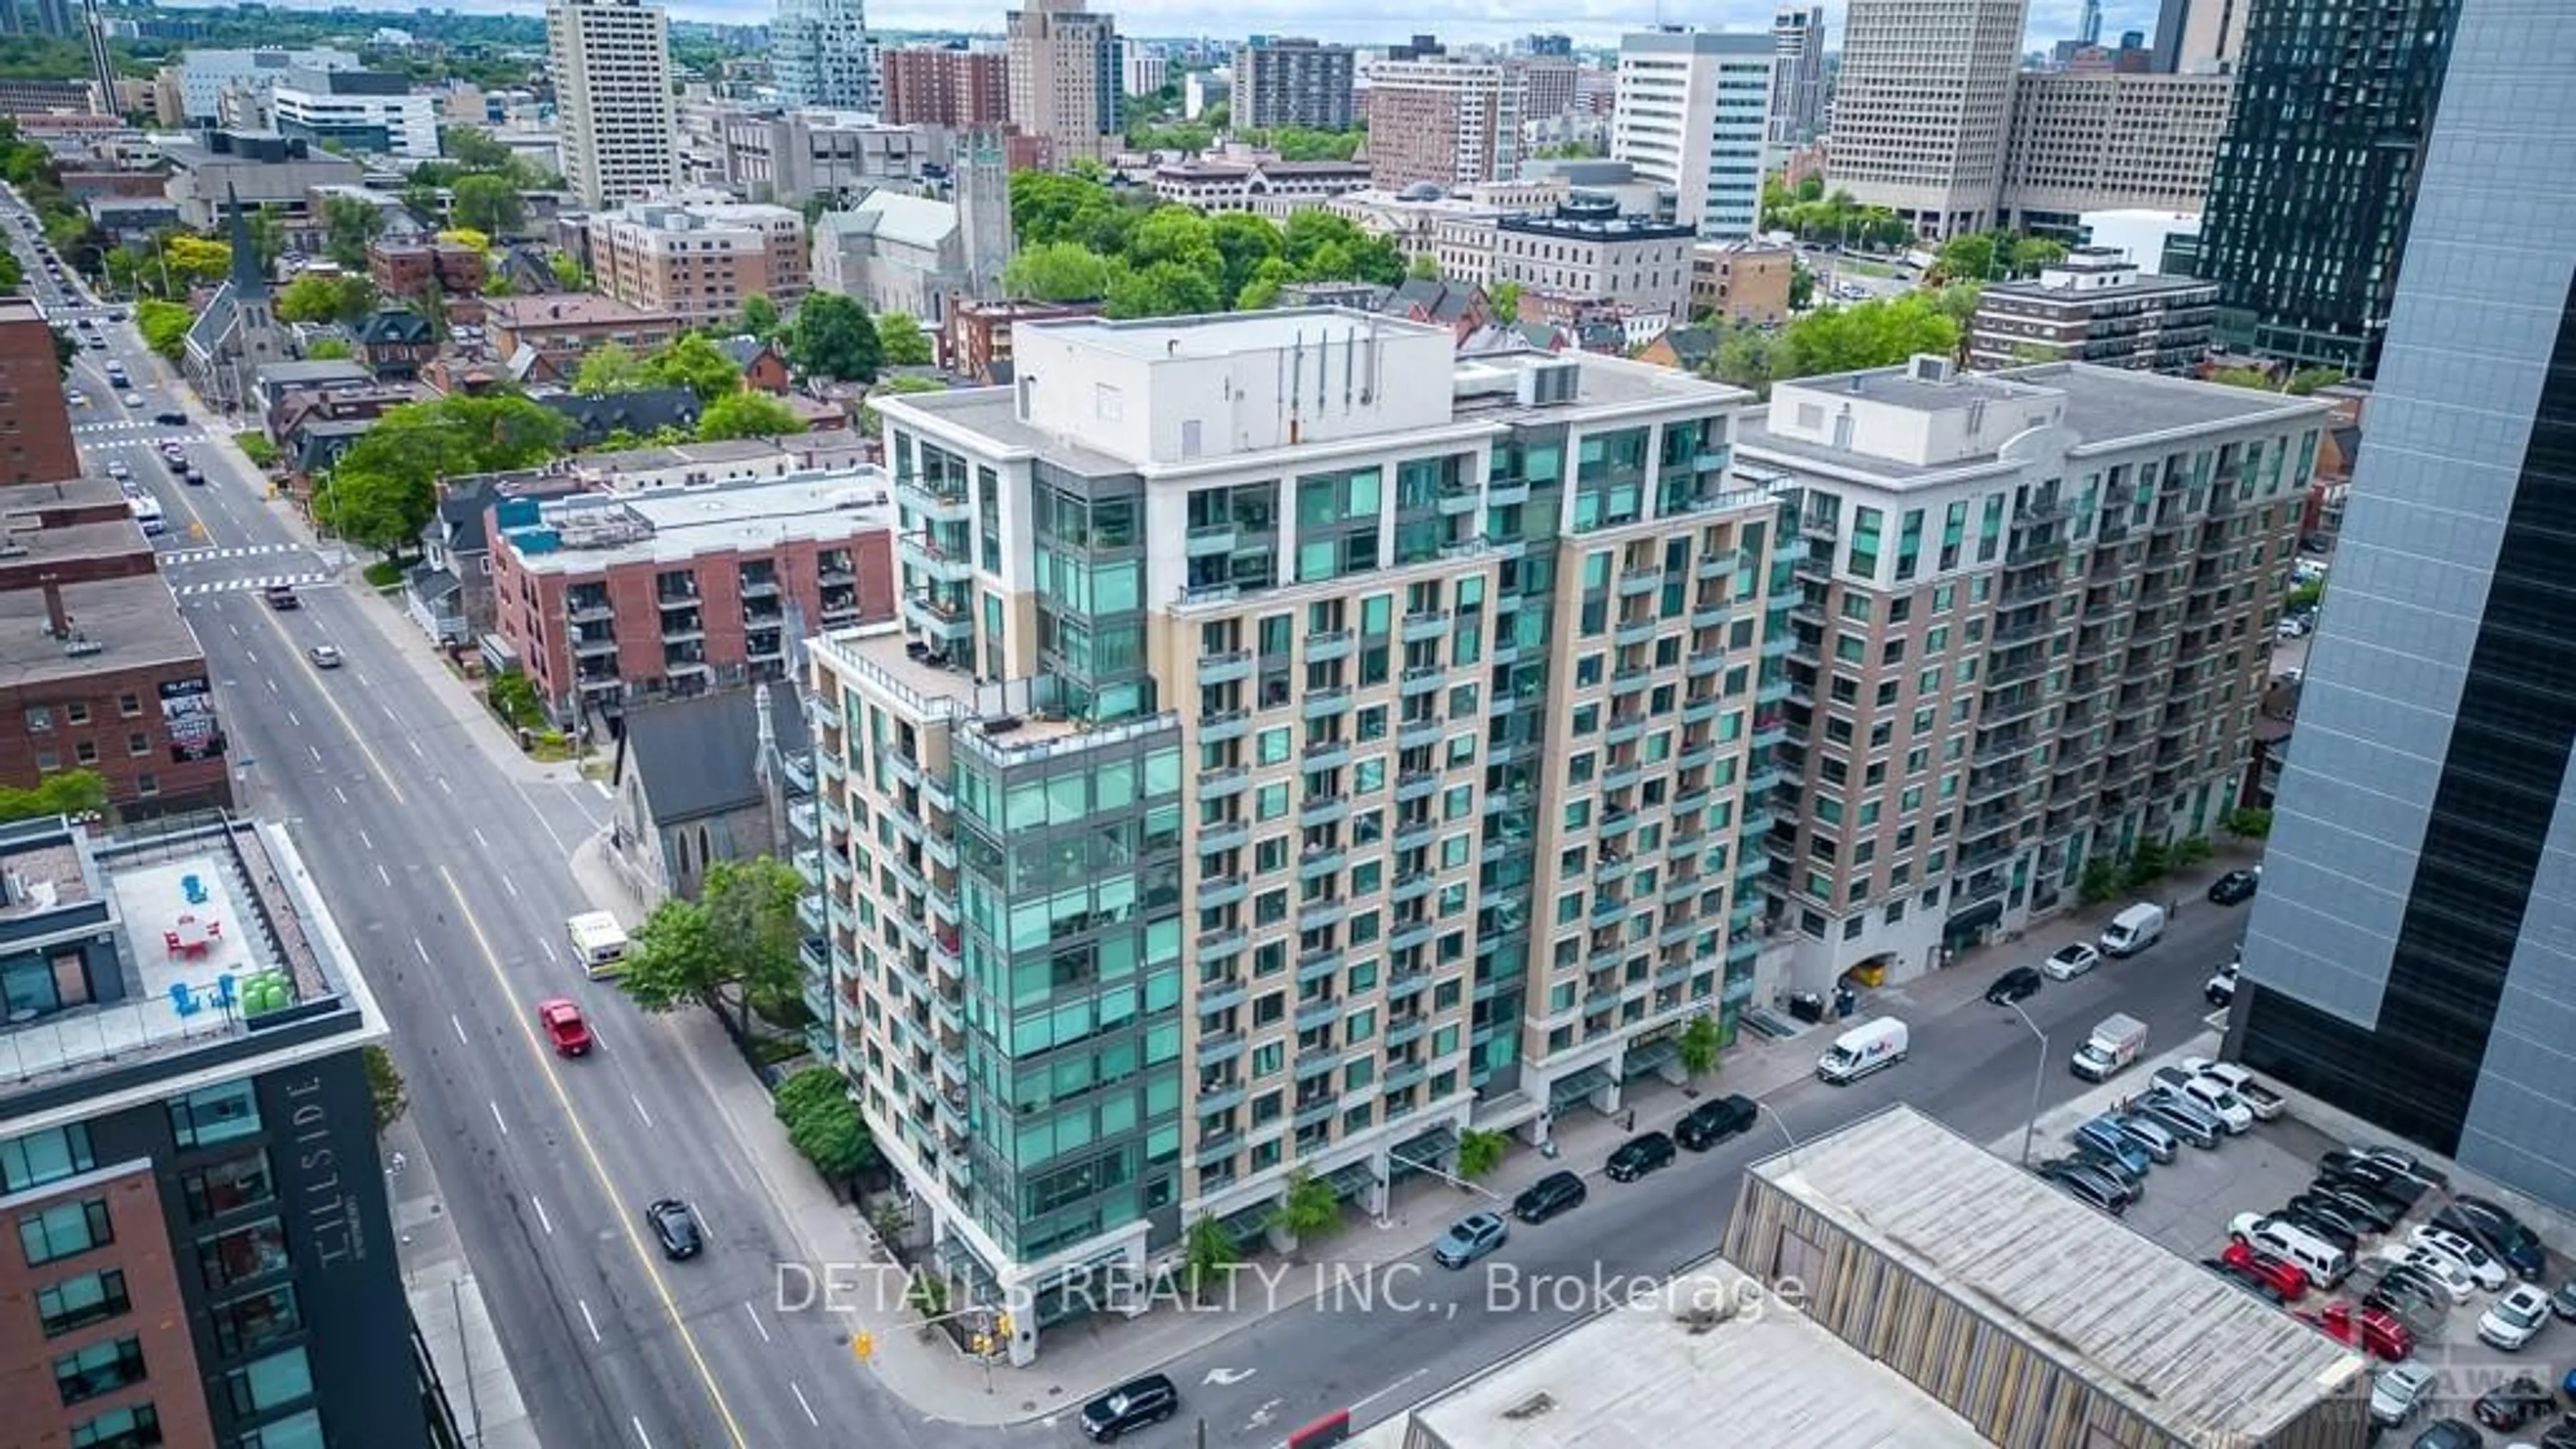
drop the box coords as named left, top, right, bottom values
left=171, top=572, right=335, bottom=598
left=74, top=421, right=196, bottom=438
left=160, top=544, right=307, bottom=566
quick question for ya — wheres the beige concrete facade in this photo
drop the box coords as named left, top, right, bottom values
left=583, top=199, right=810, bottom=327
left=547, top=0, right=678, bottom=208
left=2000, top=72, right=2237, bottom=228
left=1004, top=0, right=1120, bottom=164
left=1364, top=58, right=1522, bottom=191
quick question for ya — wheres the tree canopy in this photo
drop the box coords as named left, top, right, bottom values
left=449, top=173, right=527, bottom=237
left=613, top=859, right=806, bottom=1034
left=319, top=391, right=568, bottom=555
left=574, top=334, right=743, bottom=401
left=1758, top=176, right=1910, bottom=250
left=0, top=769, right=105, bottom=824
left=1007, top=172, right=1403, bottom=318
left=1933, top=229, right=2068, bottom=284
left=787, top=292, right=882, bottom=382
left=134, top=300, right=192, bottom=362
left=321, top=194, right=386, bottom=269
left=876, top=312, right=934, bottom=367
left=697, top=390, right=806, bottom=441
left=276, top=272, right=380, bottom=327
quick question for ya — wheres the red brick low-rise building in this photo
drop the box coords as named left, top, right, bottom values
left=485, top=294, right=683, bottom=378
left=487, top=470, right=899, bottom=730
left=367, top=238, right=490, bottom=299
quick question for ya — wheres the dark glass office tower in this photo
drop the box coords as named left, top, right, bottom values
left=2235, top=0, right=2576, bottom=1212
left=2194, top=0, right=2458, bottom=374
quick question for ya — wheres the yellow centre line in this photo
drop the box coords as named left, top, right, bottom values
left=249, top=603, right=410, bottom=808
left=438, top=865, right=753, bottom=1449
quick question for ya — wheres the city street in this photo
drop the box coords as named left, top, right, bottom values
left=22, top=202, right=2251, bottom=1449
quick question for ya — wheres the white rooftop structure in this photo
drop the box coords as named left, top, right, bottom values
left=499, top=468, right=894, bottom=574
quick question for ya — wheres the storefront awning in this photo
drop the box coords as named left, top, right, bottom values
left=1549, top=1065, right=1614, bottom=1108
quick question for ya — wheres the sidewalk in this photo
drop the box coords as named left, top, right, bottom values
left=561, top=819, right=2264, bottom=1425
left=388, top=1115, right=542, bottom=1449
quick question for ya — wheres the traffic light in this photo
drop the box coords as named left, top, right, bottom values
left=852, top=1330, right=877, bottom=1363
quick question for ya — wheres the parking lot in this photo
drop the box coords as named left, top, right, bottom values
left=2006, top=1032, right=2576, bottom=1441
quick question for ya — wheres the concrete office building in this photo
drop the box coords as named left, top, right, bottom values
left=881, top=46, right=1011, bottom=130
left=1365, top=56, right=1522, bottom=190
left=1232, top=38, right=1356, bottom=133
left=1120, top=46, right=1168, bottom=99
left=1723, top=1108, right=2367, bottom=1448
left=488, top=472, right=900, bottom=727
left=2152, top=0, right=2252, bottom=73
left=1826, top=0, right=2026, bottom=238
left=0, top=299, right=78, bottom=486
left=1005, top=0, right=1122, bottom=164
left=1768, top=6, right=1827, bottom=147
left=264, top=68, right=440, bottom=160
left=2194, top=0, right=2457, bottom=374
left=1998, top=72, right=2235, bottom=234
left=772, top=0, right=876, bottom=112
left=2234, top=0, right=2576, bottom=1213
left=1515, top=54, right=1579, bottom=124
left=706, top=109, right=932, bottom=206
left=1491, top=206, right=1695, bottom=321
left=1611, top=29, right=1774, bottom=240
left=1967, top=247, right=2218, bottom=374
left=160, top=47, right=362, bottom=125
left=547, top=0, right=679, bottom=208
left=0, top=813, right=421, bottom=1449
left=583, top=198, right=810, bottom=327
left=815, top=311, right=1788, bottom=1356
left=1739, top=356, right=2328, bottom=995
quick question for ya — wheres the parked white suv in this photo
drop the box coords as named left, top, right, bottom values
left=2410, top=1224, right=2509, bottom=1291
left=2151, top=1068, right=2253, bottom=1134
left=2371, top=1362, right=2437, bottom=1426
left=2479, top=1283, right=2552, bottom=1350
left=2374, top=1245, right=2477, bottom=1304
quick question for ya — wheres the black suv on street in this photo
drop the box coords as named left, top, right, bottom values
left=1674, top=1094, right=1756, bottom=1151
left=1080, top=1374, right=1178, bottom=1442
left=1513, top=1169, right=1587, bottom=1224
left=1605, top=1131, right=1676, bottom=1183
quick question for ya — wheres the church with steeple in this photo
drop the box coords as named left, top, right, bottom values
left=181, top=186, right=289, bottom=417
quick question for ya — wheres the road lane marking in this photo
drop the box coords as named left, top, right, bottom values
left=406, top=737, right=425, bottom=759
left=532, top=1193, right=552, bottom=1234
left=488, top=1100, right=509, bottom=1136
left=441, top=865, right=751, bottom=1449
left=380, top=702, right=398, bottom=722
left=742, top=1301, right=771, bottom=1343
left=244, top=647, right=258, bottom=664
left=451, top=1013, right=470, bottom=1046
left=308, top=745, right=321, bottom=763
left=631, top=1093, right=653, bottom=1128
left=413, top=936, right=431, bottom=965
left=594, top=780, right=612, bottom=800
left=540, top=938, right=559, bottom=965
left=790, top=1381, right=818, bottom=1428
left=504, top=877, right=520, bottom=899
left=248, top=604, right=408, bottom=806
left=287, top=709, right=300, bottom=728
left=437, top=775, right=453, bottom=795
left=334, top=785, right=347, bottom=804
left=1349, top=1367, right=1430, bottom=1414
left=377, top=862, right=391, bottom=887
left=359, top=830, right=373, bottom=851
left=266, top=677, right=278, bottom=693
left=472, top=826, right=490, bottom=849
left=581, top=1299, right=602, bottom=1343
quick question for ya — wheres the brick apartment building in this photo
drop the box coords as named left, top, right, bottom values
left=0, top=480, right=234, bottom=815
left=580, top=199, right=809, bottom=328
left=486, top=471, right=899, bottom=728
left=879, top=46, right=1010, bottom=129
left=484, top=294, right=682, bottom=375
left=366, top=237, right=490, bottom=299
left=0, top=299, right=80, bottom=487
left=937, top=299, right=1099, bottom=384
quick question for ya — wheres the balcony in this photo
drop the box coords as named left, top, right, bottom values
left=1197, top=1032, right=1245, bottom=1067
left=1301, top=793, right=1349, bottom=826
left=1398, top=713, right=1443, bottom=749
left=1199, top=975, right=1249, bottom=1014
left=1305, top=629, right=1356, bottom=663
left=895, top=475, right=970, bottom=522
left=1618, top=568, right=1664, bottom=597
left=573, top=631, right=617, bottom=658
left=1295, top=996, right=1340, bottom=1032
left=1201, top=874, right=1248, bottom=908
left=1198, top=708, right=1250, bottom=744
left=1399, top=665, right=1446, bottom=697
left=1303, top=687, right=1352, bottom=720
left=1401, top=609, right=1451, bottom=644
left=903, top=592, right=974, bottom=641
left=1303, top=737, right=1353, bottom=771
left=1299, top=843, right=1344, bottom=879
left=1199, top=649, right=1252, bottom=685
left=1201, top=816, right=1250, bottom=852
left=567, top=595, right=612, bottom=625
left=1436, top=482, right=1481, bottom=515
left=1395, top=769, right=1442, bottom=804
left=1197, top=765, right=1250, bottom=799
left=898, top=532, right=975, bottom=584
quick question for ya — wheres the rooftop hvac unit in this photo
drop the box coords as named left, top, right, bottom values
left=1517, top=357, right=1580, bottom=407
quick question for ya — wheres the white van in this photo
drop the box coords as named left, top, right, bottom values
left=2098, top=902, right=2167, bottom=957
left=2231, top=1212, right=2351, bottom=1287
left=128, top=494, right=164, bottom=537
left=568, top=911, right=629, bottom=979
left=1815, top=1018, right=1909, bottom=1085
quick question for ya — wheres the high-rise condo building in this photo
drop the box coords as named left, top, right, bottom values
left=2194, top=0, right=2457, bottom=374
left=2235, top=0, right=2576, bottom=1212
left=0, top=814, right=418, bottom=1449
left=547, top=0, right=679, bottom=208
left=1004, top=0, right=1122, bottom=164
left=880, top=46, right=1011, bottom=130
left=1739, top=356, right=2328, bottom=994
left=2152, top=0, right=2253, bottom=73
left=1826, top=0, right=2027, bottom=239
left=1769, top=7, right=1827, bottom=148
left=810, top=311, right=1788, bottom=1356
left=1612, top=29, right=1775, bottom=240
left=773, top=0, right=876, bottom=112
left=1232, top=38, right=1356, bottom=132
left=1365, top=56, right=1523, bottom=190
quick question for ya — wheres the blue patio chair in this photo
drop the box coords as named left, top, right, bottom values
left=167, top=981, right=201, bottom=1017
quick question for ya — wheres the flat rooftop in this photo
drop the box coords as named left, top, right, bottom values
left=0, top=574, right=206, bottom=690
left=1988, top=270, right=2218, bottom=301
left=813, top=625, right=1080, bottom=749
left=0, top=815, right=365, bottom=1113
left=502, top=470, right=894, bottom=574
left=486, top=294, right=680, bottom=329
left=576, top=437, right=796, bottom=475
left=1027, top=308, right=1453, bottom=363
left=1748, top=1106, right=2366, bottom=1445
left=1400, top=1260, right=1988, bottom=1449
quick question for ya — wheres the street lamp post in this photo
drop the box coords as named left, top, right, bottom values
left=2000, top=1000, right=2047, bottom=1167
left=1754, top=1099, right=1803, bottom=1173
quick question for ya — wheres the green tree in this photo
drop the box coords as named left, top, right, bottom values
left=2210, top=365, right=2276, bottom=390
left=50, top=324, right=73, bottom=374
left=246, top=205, right=285, bottom=269
left=321, top=392, right=569, bottom=555
left=773, top=1066, right=874, bottom=1185
left=1935, top=231, right=1998, bottom=283
left=1210, top=211, right=1283, bottom=301
left=699, top=857, right=805, bottom=1029
left=1454, top=1128, right=1508, bottom=1181
left=1002, top=240, right=1114, bottom=303
left=276, top=272, right=380, bottom=326
left=698, top=390, right=806, bottom=441
left=2286, top=579, right=2324, bottom=611
left=2175, top=835, right=2216, bottom=866
left=2008, top=235, right=2068, bottom=276
left=440, top=124, right=517, bottom=171
left=1677, top=1014, right=1721, bottom=1080
left=162, top=235, right=233, bottom=287
left=1181, top=1215, right=1240, bottom=1299
left=549, top=250, right=586, bottom=291
left=2121, top=839, right=2174, bottom=892
left=875, top=312, right=933, bottom=367
left=321, top=193, right=387, bottom=268
left=1271, top=1168, right=1342, bottom=1243
left=134, top=299, right=192, bottom=361
left=1258, top=125, right=1361, bottom=162
left=362, top=1045, right=408, bottom=1131
left=2078, top=857, right=2121, bottom=906
left=574, top=340, right=653, bottom=395
left=1406, top=253, right=1441, bottom=282
left=449, top=172, right=527, bottom=237
left=1489, top=281, right=1523, bottom=324
left=1788, top=262, right=1816, bottom=311
left=1713, top=322, right=1775, bottom=394
left=788, top=291, right=883, bottom=382
left=648, top=332, right=744, bottom=402
left=2285, top=366, right=2346, bottom=396
left=0, top=245, right=23, bottom=292
left=2225, top=807, right=2275, bottom=839
left=616, top=898, right=724, bottom=1012
left=738, top=292, right=781, bottom=340
left=1106, top=260, right=1221, bottom=319
left=0, top=769, right=106, bottom=823
left=1770, top=294, right=1960, bottom=380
